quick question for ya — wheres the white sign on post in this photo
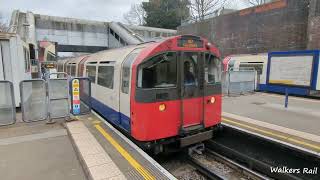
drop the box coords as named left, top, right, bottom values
left=269, top=55, right=313, bottom=86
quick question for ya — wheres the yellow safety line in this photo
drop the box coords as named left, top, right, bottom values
left=95, top=124, right=155, bottom=180
left=222, top=118, right=320, bottom=151
left=92, top=120, right=101, bottom=124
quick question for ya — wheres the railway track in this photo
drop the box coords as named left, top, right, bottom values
left=187, top=148, right=267, bottom=180
left=160, top=124, right=319, bottom=180
left=187, top=154, right=225, bottom=180
left=206, top=125, right=320, bottom=180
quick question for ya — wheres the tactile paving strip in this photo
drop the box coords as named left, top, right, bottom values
left=79, top=113, right=176, bottom=180
left=66, top=121, right=126, bottom=180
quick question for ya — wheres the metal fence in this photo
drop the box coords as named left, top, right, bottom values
left=48, top=78, right=70, bottom=119
left=20, top=80, right=47, bottom=122
left=222, top=70, right=256, bottom=96
left=1, top=76, right=92, bottom=126
left=0, top=81, right=16, bottom=126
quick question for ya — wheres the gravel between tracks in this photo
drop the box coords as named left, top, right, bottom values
left=192, top=153, right=251, bottom=180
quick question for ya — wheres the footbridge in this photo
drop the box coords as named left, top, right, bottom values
left=8, top=10, right=177, bottom=53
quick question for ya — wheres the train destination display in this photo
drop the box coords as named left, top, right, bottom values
left=269, top=55, right=313, bottom=86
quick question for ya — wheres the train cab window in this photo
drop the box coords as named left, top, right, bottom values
left=205, top=54, right=222, bottom=85
left=122, top=53, right=138, bottom=94
left=97, top=66, right=114, bottom=89
left=183, top=53, right=198, bottom=85
left=86, top=66, right=97, bottom=83
left=137, top=52, right=177, bottom=88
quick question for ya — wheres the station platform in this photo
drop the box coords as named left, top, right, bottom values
left=0, top=113, right=86, bottom=180
left=222, top=93, right=320, bottom=155
left=66, top=112, right=175, bottom=180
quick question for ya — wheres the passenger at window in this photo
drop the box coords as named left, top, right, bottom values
left=184, top=61, right=195, bottom=85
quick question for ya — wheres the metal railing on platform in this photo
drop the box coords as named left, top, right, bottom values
left=222, top=69, right=256, bottom=96
left=20, top=79, right=47, bottom=122
left=0, top=73, right=92, bottom=126
left=0, top=81, right=16, bottom=126
left=48, top=75, right=70, bottom=120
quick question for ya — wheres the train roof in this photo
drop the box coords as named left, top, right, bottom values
left=227, top=53, right=268, bottom=58
left=222, top=53, right=268, bottom=66
left=85, top=43, right=149, bottom=65
left=57, top=58, right=72, bottom=63
left=67, top=55, right=88, bottom=64
left=85, top=35, right=220, bottom=66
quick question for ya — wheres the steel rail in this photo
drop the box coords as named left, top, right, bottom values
left=206, top=149, right=269, bottom=180
left=206, top=125, right=320, bottom=180
left=187, top=155, right=226, bottom=180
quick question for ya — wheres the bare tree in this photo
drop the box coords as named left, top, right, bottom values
left=0, top=12, right=8, bottom=32
left=189, top=0, right=229, bottom=22
left=123, top=4, right=146, bottom=25
left=242, top=0, right=269, bottom=6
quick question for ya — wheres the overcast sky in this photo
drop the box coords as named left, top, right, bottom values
left=0, top=0, right=247, bottom=24
left=0, top=0, right=147, bottom=23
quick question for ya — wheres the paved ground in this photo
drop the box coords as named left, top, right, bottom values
left=75, top=113, right=175, bottom=180
left=223, top=93, right=320, bottom=136
left=0, top=114, right=86, bottom=180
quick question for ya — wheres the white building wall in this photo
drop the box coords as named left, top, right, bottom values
left=36, top=29, right=108, bottom=47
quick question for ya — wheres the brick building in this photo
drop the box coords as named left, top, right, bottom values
left=178, top=0, right=320, bottom=57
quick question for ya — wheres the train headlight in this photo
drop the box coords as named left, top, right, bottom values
left=159, top=104, right=166, bottom=111
left=210, top=97, right=215, bottom=104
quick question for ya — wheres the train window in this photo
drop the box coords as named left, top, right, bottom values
left=239, top=63, right=263, bottom=75
left=205, top=54, right=222, bottom=85
left=120, top=38, right=125, bottom=45
left=122, top=53, right=138, bottom=94
left=66, top=65, right=71, bottom=75
left=137, top=52, right=177, bottom=88
left=228, top=60, right=235, bottom=71
left=71, top=66, right=76, bottom=76
left=86, top=66, right=96, bottom=83
left=97, top=66, right=114, bottom=89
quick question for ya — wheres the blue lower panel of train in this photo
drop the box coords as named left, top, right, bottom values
left=91, top=97, right=131, bottom=133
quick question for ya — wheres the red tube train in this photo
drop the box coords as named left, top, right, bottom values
left=58, top=35, right=222, bottom=153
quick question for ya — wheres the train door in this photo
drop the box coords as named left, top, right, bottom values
left=78, top=57, right=88, bottom=77
left=95, top=62, right=119, bottom=124
left=119, top=48, right=142, bottom=132
left=85, top=62, right=97, bottom=99
left=180, top=52, right=204, bottom=131
left=203, top=53, right=222, bottom=126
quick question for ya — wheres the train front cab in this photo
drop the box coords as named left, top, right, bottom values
left=131, top=36, right=222, bottom=151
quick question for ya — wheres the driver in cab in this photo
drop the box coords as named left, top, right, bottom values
left=184, top=61, right=196, bottom=85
